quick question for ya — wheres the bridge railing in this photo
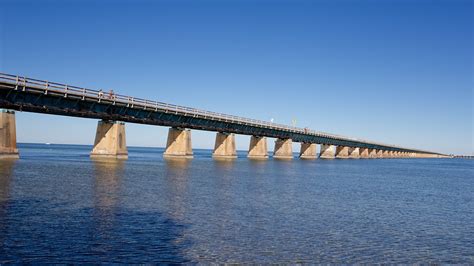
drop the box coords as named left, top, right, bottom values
left=0, top=73, right=437, bottom=154
left=0, top=73, right=306, bottom=131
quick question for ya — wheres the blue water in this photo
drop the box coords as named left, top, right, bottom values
left=0, top=143, right=472, bottom=263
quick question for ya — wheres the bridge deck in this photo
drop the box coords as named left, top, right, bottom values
left=0, top=73, right=441, bottom=154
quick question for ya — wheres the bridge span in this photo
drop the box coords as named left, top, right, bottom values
left=0, top=73, right=447, bottom=159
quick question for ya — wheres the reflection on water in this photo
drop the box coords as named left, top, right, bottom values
left=0, top=159, right=16, bottom=205
left=0, top=144, right=473, bottom=263
left=164, top=159, right=190, bottom=220
left=164, top=157, right=191, bottom=170
left=92, top=159, right=124, bottom=212
left=213, top=159, right=235, bottom=170
left=0, top=159, right=16, bottom=252
left=91, top=159, right=124, bottom=242
left=0, top=159, right=16, bottom=219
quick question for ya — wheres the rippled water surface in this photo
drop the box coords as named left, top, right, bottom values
left=0, top=144, right=472, bottom=263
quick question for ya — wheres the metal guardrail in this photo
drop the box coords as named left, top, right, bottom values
left=0, top=72, right=439, bottom=154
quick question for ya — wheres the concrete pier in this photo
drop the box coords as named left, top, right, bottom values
left=213, top=132, right=237, bottom=159
left=299, top=143, right=317, bottom=160
left=382, top=150, right=390, bottom=158
left=368, top=148, right=377, bottom=158
left=90, top=120, right=128, bottom=159
left=360, top=148, right=369, bottom=158
left=376, top=149, right=383, bottom=158
left=320, top=144, right=336, bottom=159
left=273, top=138, right=293, bottom=159
left=163, top=127, right=193, bottom=159
left=0, top=110, right=19, bottom=159
left=248, top=136, right=268, bottom=159
left=336, top=146, right=349, bottom=159
left=348, top=147, right=360, bottom=159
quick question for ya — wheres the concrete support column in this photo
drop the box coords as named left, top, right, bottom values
left=248, top=136, right=268, bottom=159
left=273, top=138, right=293, bottom=159
left=91, top=120, right=128, bottom=159
left=382, top=150, right=390, bottom=158
left=336, top=146, right=349, bottom=159
left=213, top=132, right=237, bottom=159
left=349, top=147, right=360, bottom=159
left=300, top=143, right=317, bottom=160
left=320, top=144, right=336, bottom=159
left=376, top=149, right=383, bottom=158
left=368, top=148, right=377, bottom=158
left=359, top=148, right=369, bottom=158
left=163, top=127, right=193, bottom=159
left=0, top=110, right=19, bottom=159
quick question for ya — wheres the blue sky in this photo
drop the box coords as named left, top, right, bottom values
left=1, top=0, right=472, bottom=155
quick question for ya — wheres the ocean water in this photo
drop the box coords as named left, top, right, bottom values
left=0, top=143, right=472, bottom=263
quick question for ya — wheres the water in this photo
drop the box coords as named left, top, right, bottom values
left=0, top=143, right=472, bottom=263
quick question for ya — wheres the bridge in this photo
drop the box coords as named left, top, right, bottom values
left=0, top=73, right=448, bottom=159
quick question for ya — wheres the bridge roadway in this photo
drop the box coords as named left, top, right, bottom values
left=0, top=73, right=446, bottom=159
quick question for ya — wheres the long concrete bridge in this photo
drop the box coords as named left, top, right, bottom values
left=0, top=73, right=448, bottom=160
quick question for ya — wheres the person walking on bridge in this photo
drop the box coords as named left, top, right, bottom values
left=108, top=89, right=115, bottom=100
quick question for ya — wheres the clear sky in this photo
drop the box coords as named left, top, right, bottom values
left=1, top=0, right=472, bottom=155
